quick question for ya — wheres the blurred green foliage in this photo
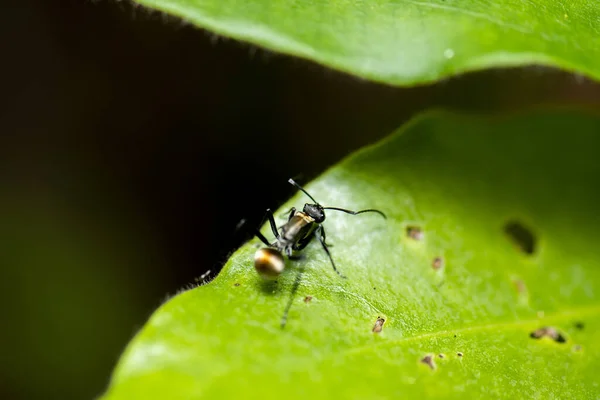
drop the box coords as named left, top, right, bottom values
left=134, top=0, right=600, bottom=85
left=0, top=176, right=165, bottom=398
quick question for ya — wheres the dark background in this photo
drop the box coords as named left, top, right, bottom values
left=1, top=1, right=599, bottom=399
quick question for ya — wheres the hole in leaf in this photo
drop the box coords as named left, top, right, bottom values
left=372, top=317, right=385, bottom=333
left=504, top=220, right=536, bottom=254
left=420, top=354, right=436, bottom=370
left=406, top=225, right=424, bottom=240
left=530, top=326, right=567, bottom=343
left=303, top=295, right=313, bottom=303
left=432, top=256, right=444, bottom=270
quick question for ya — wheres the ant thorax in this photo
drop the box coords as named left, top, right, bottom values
left=277, top=211, right=316, bottom=254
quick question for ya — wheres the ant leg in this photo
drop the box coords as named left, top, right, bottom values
left=287, top=232, right=312, bottom=260
left=320, top=225, right=334, bottom=247
left=236, top=218, right=271, bottom=246
left=293, top=231, right=314, bottom=252
left=254, top=229, right=271, bottom=247
left=287, top=207, right=296, bottom=221
left=277, top=207, right=297, bottom=230
left=316, top=226, right=346, bottom=279
left=259, top=208, right=280, bottom=239
left=279, top=207, right=296, bottom=220
left=280, top=263, right=306, bottom=329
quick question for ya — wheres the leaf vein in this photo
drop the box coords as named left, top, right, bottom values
left=346, top=304, right=600, bottom=356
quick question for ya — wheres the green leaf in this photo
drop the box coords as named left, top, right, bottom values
left=133, top=0, right=600, bottom=85
left=103, top=111, right=600, bottom=399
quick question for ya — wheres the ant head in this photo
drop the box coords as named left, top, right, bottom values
left=288, top=179, right=325, bottom=222
left=303, top=203, right=325, bottom=223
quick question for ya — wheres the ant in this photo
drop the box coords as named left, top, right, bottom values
left=251, top=178, right=386, bottom=327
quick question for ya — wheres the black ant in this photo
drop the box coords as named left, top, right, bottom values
left=251, top=179, right=386, bottom=327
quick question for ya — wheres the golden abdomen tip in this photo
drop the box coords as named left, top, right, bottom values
left=254, top=248, right=285, bottom=279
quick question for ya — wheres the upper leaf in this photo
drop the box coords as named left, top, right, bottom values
left=103, top=110, right=600, bottom=399
left=134, top=0, right=600, bottom=85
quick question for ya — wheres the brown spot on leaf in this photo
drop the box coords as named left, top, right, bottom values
left=420, top=354, right=436, bottom=370
left=530, top=326, right=567, bottom=343
left=513, top=279, right=527, bottom=293
left=438, top=354, right=445, bottom=359
left=304, top=295, right=313, bottom=303
left=504, top=220, right=536, bottom=254
left=574, top=321, right=584, bottom=330
left=432, top=256, right=444, bottom=270
left=406, top=226, right=424, bottom=240
left=233, top=283, right=240, bottom=287
left=372, top=317, right=385, bottom=333
left=457, top=352, right=463, bottom=357
left=511, top=278, right=530, bottom=306
left=573, top=344, right=582, bottom=352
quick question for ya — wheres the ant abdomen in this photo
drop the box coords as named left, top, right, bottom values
left=254, top=248, right=285, bottom=279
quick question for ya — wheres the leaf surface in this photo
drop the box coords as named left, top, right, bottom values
left=103, top=111, right=600, bottom=399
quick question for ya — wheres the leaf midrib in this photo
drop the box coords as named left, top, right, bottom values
left=346, top=304, right=600, bottom=356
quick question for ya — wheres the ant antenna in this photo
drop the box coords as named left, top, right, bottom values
left=323, top=207, right=387, bottom=219
left=288, top=178, right=320, bottom=205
